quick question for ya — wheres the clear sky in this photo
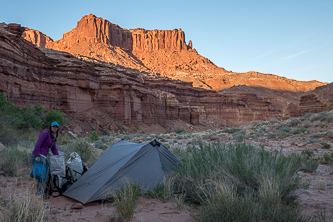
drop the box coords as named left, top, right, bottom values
left=2, top=0, right=332, bottom=83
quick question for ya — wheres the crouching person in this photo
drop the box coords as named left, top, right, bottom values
left=31, top=121, right=60, bottom=196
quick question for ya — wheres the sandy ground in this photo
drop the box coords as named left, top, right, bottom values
left=0, top=176, right=194, bottom=222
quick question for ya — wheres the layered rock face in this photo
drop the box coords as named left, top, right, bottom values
left=1, top=24, right=300, bottom=133
left=289, top=83, right=333, bottom=117
left=23, top=14, right=326, bottom=92
left=131, top=28, right=188, bottom=51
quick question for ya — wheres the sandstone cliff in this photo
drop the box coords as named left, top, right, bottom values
left=23, top=14, right=326, bottom=92
left=1, top=23, right=304, bottom=134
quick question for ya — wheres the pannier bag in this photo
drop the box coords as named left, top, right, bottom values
left=66, top=152, right=84, bottom=182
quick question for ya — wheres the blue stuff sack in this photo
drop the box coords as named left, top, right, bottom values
left=30, top=161, right=47, bottom=181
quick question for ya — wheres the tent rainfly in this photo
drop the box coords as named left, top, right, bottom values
left=63, top=140, right=182, bottom=204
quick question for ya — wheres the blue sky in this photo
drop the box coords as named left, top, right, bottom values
left=2, top=0, right=332, bottom=83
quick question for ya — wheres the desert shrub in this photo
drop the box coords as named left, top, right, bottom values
left=103, top=129, right=110, bottom=135
left=251, top=121, right=267, bottom=127
left=299, top=159, right=319, bottom=172
left=269, top=117, right=278, bottom=123
left=321, top=142, right=331, bottom=149
left=326, top=114, right=333, bottom=123
left=303, top=113, right=314, bottom=119
left=301, top=150, right=315, bottom=160
left=90, top=131, right=99, bottom=141
left=301, top=120, right=312, bottom=128
left=0, top=146, right=30, bottom=176
left=288, top=118, right=301, bottom=127
left=0, top=93, right=44, bottom=131
left=266, top=132, right=276, bottom=139
left=249, top=133, right=258, bottom=139
left=221, top=128, right=240, bottom=134
left=174, top=141, right=308, bottom=222
left=121, top=135, right=132, bottom=141
left=257, top=126, right=267, bottom=133
left=309, top=112, right=328, bottom=122
left=277, top=125, right=292, bottom=132
left=291, top=128, right=309, bottom=135
left=0, top=189, right=48, bottom=222
left=46, top=109, right=67, bottom=126
left=234, top=134, right=244, bottom=141
left=326, top=131, right=333, bottom=140
left=276, top=132, right=290, bottom=138
left=95, top=140, right=108, bottom=150
left=307, top=138, right=319, bottom=144
left=113, top=184, right=141, bottom=221
left=253, top=132, right=262, bottom=138
left=175, top=128, right=186, bottom=134
left=323, top=153, right=332, bottom=162
left=176, top=135, right=183, bottom=139
left=312, top=133, right=326, bottom=138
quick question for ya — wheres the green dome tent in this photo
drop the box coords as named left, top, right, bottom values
left=63, top=140, right=181, bottom=204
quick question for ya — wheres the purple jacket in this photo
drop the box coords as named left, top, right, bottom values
left=32, top=130, right=59, bottom=157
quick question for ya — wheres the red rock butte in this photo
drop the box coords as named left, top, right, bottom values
left=23, top=14, right=327, bottom=92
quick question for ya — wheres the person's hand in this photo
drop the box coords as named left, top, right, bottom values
left=35, top=156, right=40, bottom=163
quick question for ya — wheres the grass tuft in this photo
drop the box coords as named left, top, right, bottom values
left=112, top=184, right=141, bottom=221
left=0, top=188, right=48, bottom=222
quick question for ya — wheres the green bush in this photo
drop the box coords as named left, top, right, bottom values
left=321, top=142, right=331, bottom=149
left=266, top=132, right=276, bottom=139
left=90, top=131, right=99, bottom=141
left=307, top=138, right=319, bottom=144
left=103, top=129, right=110, bottom=135
left=0, top=93, right=44, bottom=130
left=288, top=118, right=301, bottom=127
left=95, top=140, right=108, bottom=150
left=222, top=128, right=240, bottom=134
left=301, top=150, right=314, bottom=160
left=46, top=109, right=68, bottom=126
left=251, top=121, right=267, bottom=127
left=291, top=128, right=309, bottom=134
left=323, top=153, right=331, bottom=162
left=175, top=128, right=186, bottom=134
left=234, top=134, right=244, bottom=141
left=0, top=146, right=30, bottom=176
left=277, top=125, right=292, bottom=132
left=276, top=132, right=290, bottom=138
left=121, top=135, right=132, bottom=141
left=303, top=113, right=314, bottom=119
left=174, top=141, right=308, bottom=221
left=309, top=112, right=328, bottom=122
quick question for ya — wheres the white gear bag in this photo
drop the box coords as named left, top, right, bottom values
left=48, top=151, right=67, bottom=191
left=48, top=151, right=66, bottom=177
left=66, top=152, right=84, bottom=182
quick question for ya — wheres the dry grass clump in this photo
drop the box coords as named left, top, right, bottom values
left=146, top=175, right=177, bottom=201
left=0, top=146, right=30, bottom=176
left=0, top=188, right=48, bottom=222
left=111, top=184, right=141, bottom=221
